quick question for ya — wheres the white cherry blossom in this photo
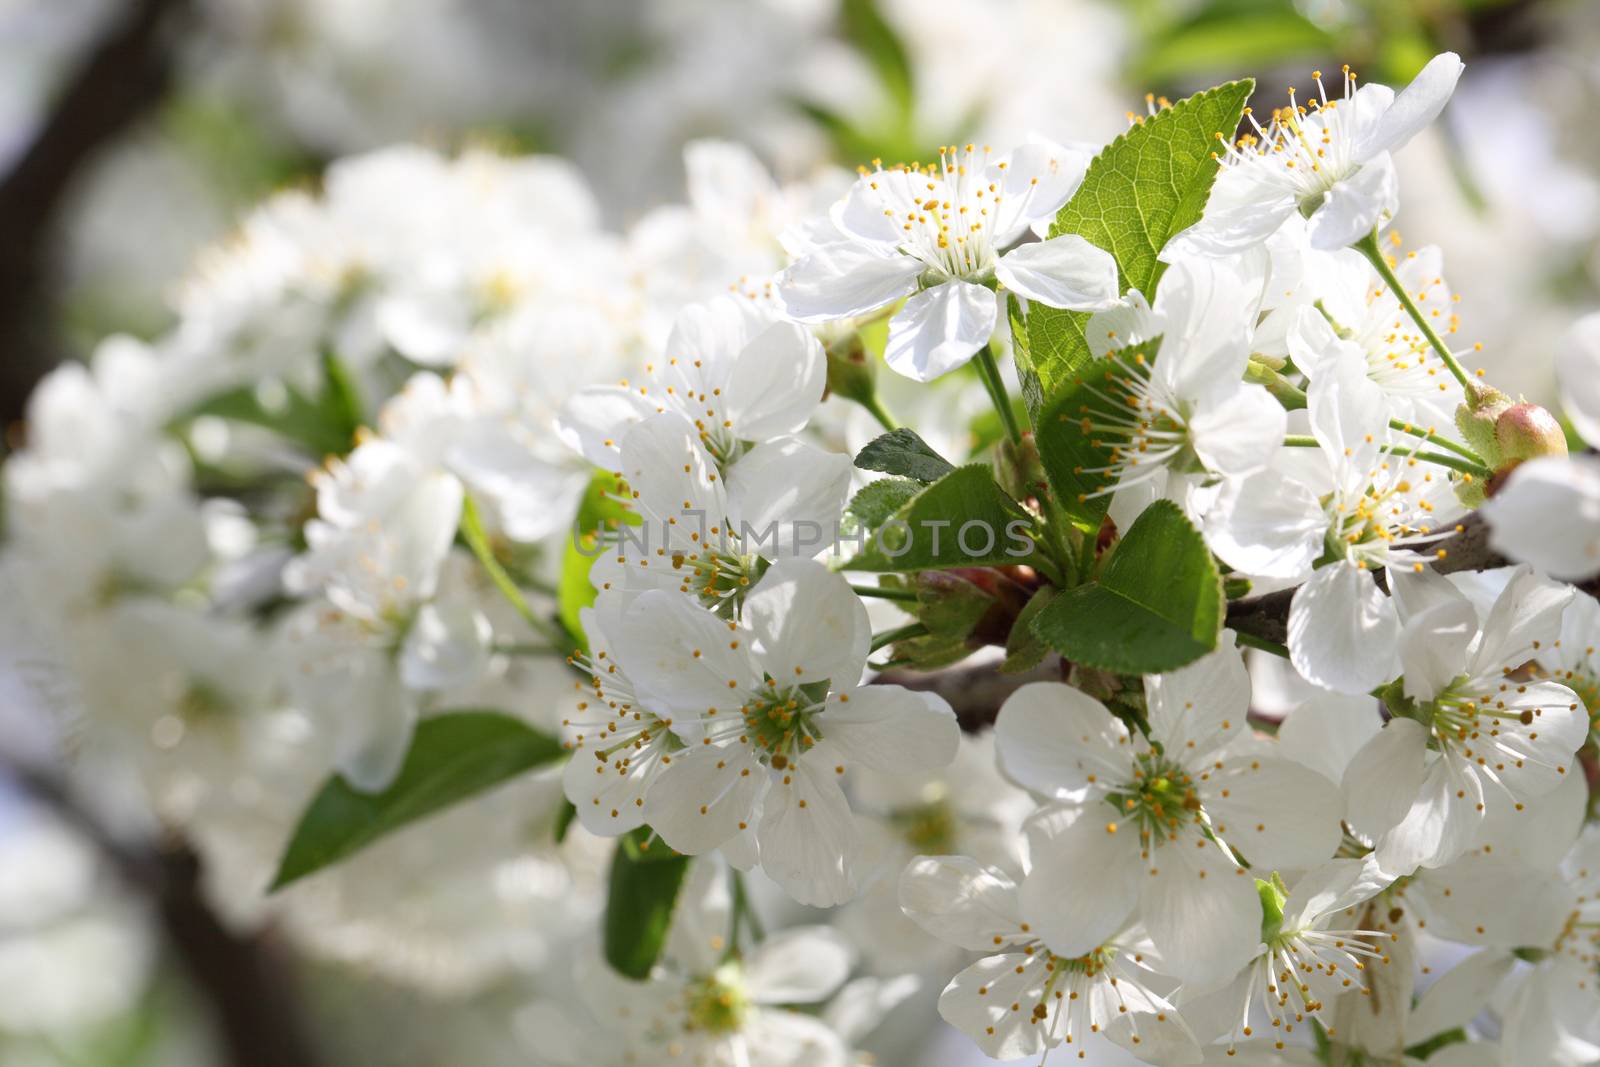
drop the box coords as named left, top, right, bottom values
left=1181, top=54, right=1464, bottom=252
left=563, top=559, right=958, bottom=906
left=995, top=634, right=1343, bottom=987
left=1342, top=566, right=1585, bottom=876
left=899, top=854, right=1199, bottom=1064
left=778, top=141, right=1120, bottom=381
left=1207, top=349, right=1465, bottom=693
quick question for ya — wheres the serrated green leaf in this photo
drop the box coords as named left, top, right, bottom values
left=271, top=711, right=564, bottom=890
left=1021, top=79, right=1253, bottom=401
left=1035, top=336, right=1159, bottom=532
left=605, top=827, right=691, bottom=980
left=1030, top=500, right=1223, bottom=673
left=854, top=428, right=957, bottom=482
left=1001, top=586, right=1058, bottom=674
left=845, top=465, right=1036, bottom=573
left=845, top=478, right=923, bottom=530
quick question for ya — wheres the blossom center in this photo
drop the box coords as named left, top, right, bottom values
left=682, top=967, right=749, bottom=1034
left=742, top=680, right=829, bottom=764
left=1106, top=752, right=1200, bottom=844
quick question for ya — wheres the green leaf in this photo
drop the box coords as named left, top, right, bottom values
left=605, top=827, right=691, bottom=980
left=1132, top=11, right=1331, bottom=86
left=1034, top=337, right=1159, bottom=532
left=1030, top=500, right=1223, bottom=673
left=1001, top=586, right=1058, bottom=674
left=182, top=352, right=365, bottom=459
left=1021, top=79, right=1253, bottom=400
left=845, top=478, right=923, bottom=531
left=558, top=471, right=638, bottom=648
left=854, top=428, right=956, bottom=482
left=271, top=711, right=565, bottom=890
left=839, top=0, right=915, bottom=123
left=845, top=465, right=1036, bottom=572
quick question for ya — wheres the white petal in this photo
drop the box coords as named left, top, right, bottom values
left=1145, top=630, right=1249, bottom=760
left=1278, top=689, right=1383, bottom=786
left=725, top=320, right=828, bottom=442
left=1189, top=384, right=1287, bottom=478
left=744, top=558, right=869, bottom=687
left=1018, top=805, right=1142, bottom=957
left=994, top=234, right=1120, bottom=310
left=993, top=682, right=1129, bottom=799
left=644, top=741, right=764, bottom=855
left=614, top=412, right=726, bottom=534
left=936, top=952, right=1051, bottom=1061
left=1343, top=718, right=1431, bottom=842
left=1288, top=560, right=1399, bottom=695
left=1413, top=856, right=1575, bottom=949
left=883, top=281, right=997, bottom=382
left=1204, top=470, right=1325, bottom=581
left=1410, top=949, right=1512, bottom=1046
left=1557, top=312, right=1600, bottom=447
left=334, top=665, right=418, bottom=793
left=616, top=590, right=760, bottom=713
left=1482, top=457, right=1600, bottom=580
left=1399, top=598, right=1478, bottom=704
left=555, top=386, right=657, bottom=467
left=777, top=242, right=920, bottom=322
left=397, top=600, right=491, bottom=691
left=741, top=1009, right=852, bottom=1067
left=744, top=927, right=854, bottom=1004
left=1373, top=752, right=1483, bottom=874
left=1307, top=155, right=1399, bottom=250
left=1139, top=835, right=1261, bottom=988
left=757, top=757, right=860, bottom=907
left=1468, top=564, right=1574, bottom=679
left=813, top=685, right=958, bottom=774
left=898, top=855, right=1024, bottom=952
left=1171, top=166, right=1297, bottom=255
left=724, top=438, right=851, bottom=557
left=1203, top=755, right=1343, bottom=870
left=1358, top=52, right=1465, bottom=158
left=562, top=730, right=668, bottom=837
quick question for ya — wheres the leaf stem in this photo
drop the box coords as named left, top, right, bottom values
left=460, top=495, right=571, bottom=651
left=851, top=583, right=918, bottom=602
left=870, top=622, right=928, bottom=653
left=860, top=393, right=899, bottom=433
left=1353, top=230, right=1473, bottom=388
left=1233, top=630, right=1290, bottom=659
left=974, top=343, right=1023, bottom=446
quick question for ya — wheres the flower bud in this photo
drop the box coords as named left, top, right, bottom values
left=1494, top=402, right=1568, bottom=464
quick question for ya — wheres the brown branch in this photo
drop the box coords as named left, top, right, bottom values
left=0, top=0, right=191, bottom=427
left=4, top=760, right=326, bottom=1067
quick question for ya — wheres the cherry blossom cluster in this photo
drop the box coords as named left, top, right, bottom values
left=5, top=47, right=1600, bottom=1067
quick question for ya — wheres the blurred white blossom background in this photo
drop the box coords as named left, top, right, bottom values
left=3, top=0, right=1600, bottom=1064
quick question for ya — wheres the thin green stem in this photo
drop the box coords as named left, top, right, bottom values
left=1387, top=418, right=1482, bottom=463
left=852, top=583, right=918, bottom=602
left=731, top=868, right=764, bottom=944
left=860, top=393, right=899, bottom=432
left=461, top=495, right=571, bottom=651
left=974, top=343, right=1023, bottom=446
left=1281, top=435, right=1491, bottom=480
left=1234, top=630, right=1290, bottom=659
left=871, top=622, right=928, bottom=653
left=1353, top=231, right=1473, bottom=388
